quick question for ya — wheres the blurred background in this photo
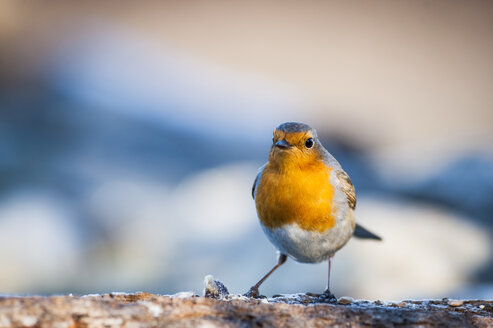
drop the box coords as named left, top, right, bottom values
left=0, top=0, right=492, bottom=300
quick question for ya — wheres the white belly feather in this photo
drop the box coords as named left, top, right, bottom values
left=261, top=210, right=354, bottom=263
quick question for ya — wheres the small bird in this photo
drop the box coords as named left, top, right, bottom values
left=246, top=122, right=381, bottom=300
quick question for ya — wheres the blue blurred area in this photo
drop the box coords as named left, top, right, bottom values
left=0, top=1, right=492, bottom=299
left=394, top=156, right=493, bottom=226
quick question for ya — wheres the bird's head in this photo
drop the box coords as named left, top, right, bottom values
left=269, top=122, right=325, bottom=170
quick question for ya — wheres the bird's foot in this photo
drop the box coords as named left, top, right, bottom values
left=306, top=289, right=337, bottom=303
left=244, top=286, right=266, bottom=299
left=320, top=289, right=337, bottom=302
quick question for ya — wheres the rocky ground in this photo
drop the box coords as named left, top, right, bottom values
left=0, top=278, right=491, bottom=328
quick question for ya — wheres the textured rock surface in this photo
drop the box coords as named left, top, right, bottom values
left=0, top=293, right=492, bottom=328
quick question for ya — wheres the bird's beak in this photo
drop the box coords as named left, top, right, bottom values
left=275, top=139, right=292, bottom=149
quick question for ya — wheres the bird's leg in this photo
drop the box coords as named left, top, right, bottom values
left=245, top=253, right=287, bottom=298
left=322, top=256, right=336, bottom=301
left=306, top=255, right=336, bottom=302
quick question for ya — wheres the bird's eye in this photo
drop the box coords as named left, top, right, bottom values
left=272, top=137, right=275, bottom=144
left=305, top=138, right=314, bottom=148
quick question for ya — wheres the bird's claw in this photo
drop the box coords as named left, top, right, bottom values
left=244, top=287, right=265, bottom=299
left=320, top=289, right=337, bottom=302
left=306, top=290, right=337, bottom=303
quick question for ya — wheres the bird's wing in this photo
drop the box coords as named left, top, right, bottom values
left=336, top=170, right=382, bottom=241
left=336, top=170, right=356, bottom=209
left=252, top=165, right=266, bottom=200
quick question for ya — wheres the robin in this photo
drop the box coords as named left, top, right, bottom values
left=246, top=122, right=381, bottom=300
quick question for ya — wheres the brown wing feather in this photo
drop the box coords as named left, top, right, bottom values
left=337, top=170, right=356, bottom=209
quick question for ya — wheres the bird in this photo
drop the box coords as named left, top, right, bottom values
left=245, top=122, right=381, bottom=300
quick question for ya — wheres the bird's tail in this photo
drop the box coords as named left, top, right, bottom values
left=353, top=223, right=382, bottom=241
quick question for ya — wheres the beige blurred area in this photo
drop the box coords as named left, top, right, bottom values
left=0, top=1, right=492, bottom=299
left=3, top=1, right=493, bottom=166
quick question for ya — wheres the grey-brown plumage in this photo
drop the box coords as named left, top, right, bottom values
left=276, top=122, right=313, bottom=134
left=336, top=167, right=381, bottom=240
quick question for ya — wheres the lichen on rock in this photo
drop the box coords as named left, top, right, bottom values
left=203, top=274, right=230, bottom=299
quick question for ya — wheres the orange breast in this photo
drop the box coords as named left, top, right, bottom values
left=255, top=163, right=335, bottom=232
